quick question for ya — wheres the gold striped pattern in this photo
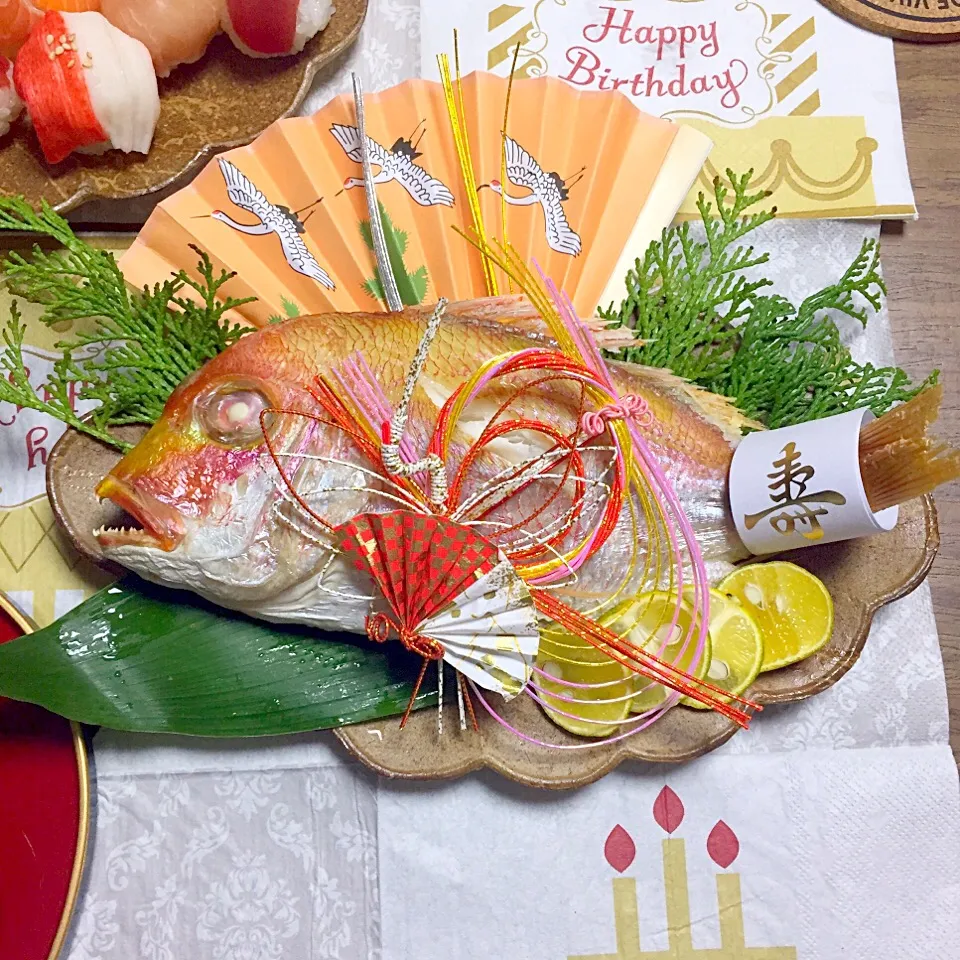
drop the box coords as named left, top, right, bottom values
left=488, top=3, right=524, bottom=30
left=773, top=17, right=815, bottom=54
left=771, top=16, right=819, bottom=116
left=776, top=53, right=817, bottom=104
left=790, top=90, right=821, bottom=116
left=487, top=24, right=533, bottom=71
left=486, top=3, right=536, bottom=76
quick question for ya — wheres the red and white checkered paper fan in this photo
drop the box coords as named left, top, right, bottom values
left=338, top=511, right=540, bottom=699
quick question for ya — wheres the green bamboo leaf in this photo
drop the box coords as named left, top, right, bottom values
left=0, top=577, right=436, bottom=736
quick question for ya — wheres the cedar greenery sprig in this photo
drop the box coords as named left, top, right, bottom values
left=603, top=170, right=776, bottom=386
left=360, top=201, right=429, bottom=306
left=0, top=178, right=939, bottom=449
left=0, top=198, right=253, bottom=450
left=267, top=295, right=303, bottom=324
left=601, top=170, right=937, bottom=429
left=0, top=304, right=120, bottom=447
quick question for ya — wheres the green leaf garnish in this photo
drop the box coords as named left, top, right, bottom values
left=0, top=198, right=253, bottom=450
left=0, top=576, right=436, bottom=736
left=601, top=170, right=937, bottom=428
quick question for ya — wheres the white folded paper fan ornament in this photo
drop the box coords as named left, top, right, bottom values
left=337, top=511, right=540, bottom=700
left=118, top=71, right=712, bottom=325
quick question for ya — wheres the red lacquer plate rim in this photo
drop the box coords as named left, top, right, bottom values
left=0, top=592, right=89, bottom=960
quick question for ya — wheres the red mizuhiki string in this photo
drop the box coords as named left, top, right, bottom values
left=365, top=611, right=444, bottom=728
left=261, top=338, right=754, bottom=729
left=450, top=416, right=592, bottom=561
left=444, top=371, right=598, bottom=562
left=433, top=351, right=627, bottom=571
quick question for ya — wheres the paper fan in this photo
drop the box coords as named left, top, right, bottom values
left=338, top=511, right=540, bottom=699
left=119, top=71, right=711, bottom=324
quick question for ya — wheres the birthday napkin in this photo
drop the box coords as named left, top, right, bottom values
left=420, top=0, right=915, bottom=220
left=378, top=744, right=960, bottom=960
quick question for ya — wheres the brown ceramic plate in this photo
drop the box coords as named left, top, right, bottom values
left=47, top=425, right=938, bottom=789
left=0, top=1, right=367, bottom=213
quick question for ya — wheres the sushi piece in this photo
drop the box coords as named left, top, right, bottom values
left=34, top=1, right=101, bottom=10
left=14, top=10, right=159, bottom=164
left=101, top=0, right=222, bottom=78
left=0, top=52, right=23, bottom=135
left=222, top=0, right=332, bottom=58
left=0, top=0, right=40, bottom=59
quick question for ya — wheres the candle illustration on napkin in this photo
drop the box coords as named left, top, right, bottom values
left=572, top=786, right=796, bottom=959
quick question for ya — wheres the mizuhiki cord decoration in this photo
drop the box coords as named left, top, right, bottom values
left=255, top=262, right=758, bottom=736
left=580, top=395, right=654, bottom=438
left=380, top=298, right=450, bottom=507
left=351, top=72, right=403, bottom=312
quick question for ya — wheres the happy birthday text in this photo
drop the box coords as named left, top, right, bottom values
left=560, top=5, right=749, bottom=109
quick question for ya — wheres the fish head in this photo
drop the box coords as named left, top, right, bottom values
left=94, top=329, right=325, bottom=603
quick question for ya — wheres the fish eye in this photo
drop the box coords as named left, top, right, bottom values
left=197, top=383, right=272, bottom=446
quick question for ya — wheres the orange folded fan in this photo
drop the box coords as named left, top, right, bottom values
left=119, top=71, right=713, bottom=325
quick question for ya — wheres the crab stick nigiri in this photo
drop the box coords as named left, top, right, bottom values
left=101, top=0, right=221, bottom=78
left=0, top=0, right=40, bottom=59
left=222, top=0, right=332, bottom=58
left=0, top=52, right=23, bottom=135
left=15, top=11, right=159, bottom=163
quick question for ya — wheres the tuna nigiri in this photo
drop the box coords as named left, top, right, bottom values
left=0, top=0, right=40, bottom=59
left=222, top=0, right=332, bottom=58
left=101, top=0, right=222, bottom=78
left=14, top=10, right=159, bottom=164
left=0, top=52, right=23, bottom=135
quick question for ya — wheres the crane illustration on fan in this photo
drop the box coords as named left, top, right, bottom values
left=203, top=158, right=336, bottom=290
left=478, top=135, right=584, bottom=257
left=330, top=122, right=456, bottom=208
left=121, top=71, right=713, bottom=329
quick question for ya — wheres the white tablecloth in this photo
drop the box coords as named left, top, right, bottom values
left=62, top=4, right=960, bottom=959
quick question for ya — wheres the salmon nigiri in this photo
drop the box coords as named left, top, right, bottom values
left=222, top=0, right=332, bottom=57
left=101, top=0, right=221, bottom=78
left=0, top=52, right=23, bottom=135
left=15, top=10, right=159, bottom=163
left=34, top=1, right=101, bottom=10
left=0, top=0, right=40, bottom=59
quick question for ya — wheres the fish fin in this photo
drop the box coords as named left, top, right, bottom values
left=414, top=295, right=550, bottom=338
left=416, top=297, right=759, bottom=440
left=610, top=360, right=761, bottom=442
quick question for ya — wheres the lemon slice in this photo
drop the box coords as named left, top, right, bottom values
left=718, top=562, right=833, bottom=672
left=680, top=588, right=763, bottom=709
left=536, top=631, right=634, bottom=738
left=602, top=592, right=711, bottom=714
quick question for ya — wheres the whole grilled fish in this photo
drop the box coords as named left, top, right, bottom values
left=94, top=298, right=753, bottom=632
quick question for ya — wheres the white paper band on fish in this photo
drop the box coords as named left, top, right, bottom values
left=728, top=408, right=899, bottom=556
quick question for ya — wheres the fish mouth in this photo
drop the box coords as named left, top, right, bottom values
left=94, top=475, right=185, bottom=552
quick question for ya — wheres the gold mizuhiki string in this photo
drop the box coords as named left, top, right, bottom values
left=498, top=41, right=523, bottom=293
left=439, top=35, right=499, bottom=296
